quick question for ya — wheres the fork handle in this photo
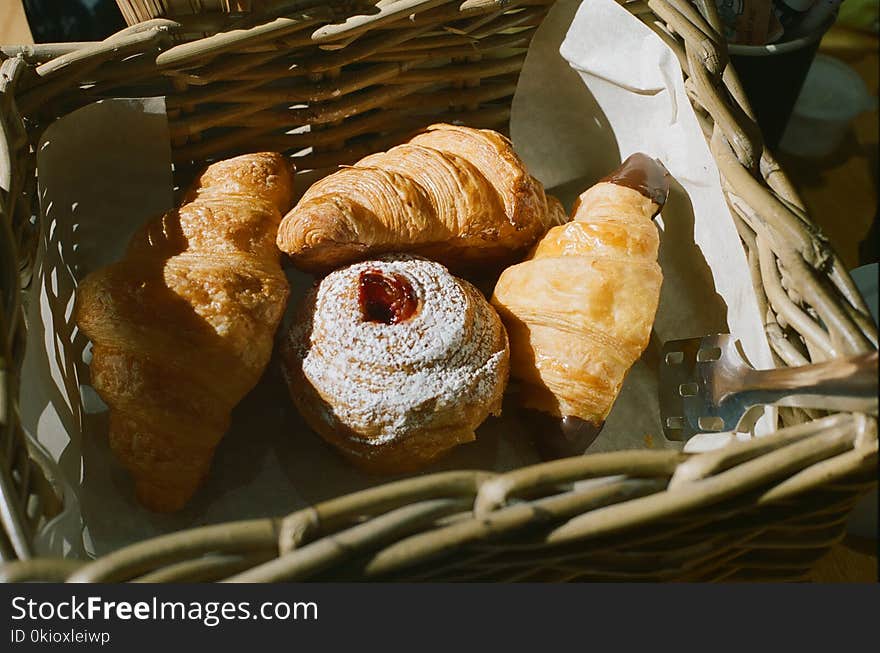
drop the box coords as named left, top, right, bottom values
left=740, top=350, right=878, bottom=414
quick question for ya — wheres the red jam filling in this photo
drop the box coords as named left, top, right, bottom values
left=358, top=269, right=418, bottom=324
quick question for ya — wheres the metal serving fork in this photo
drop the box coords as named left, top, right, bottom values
left=659, top=334, right=879, bottom=441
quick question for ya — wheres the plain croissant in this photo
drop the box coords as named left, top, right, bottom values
left=276, top=123, right=566, bottom=274
left=74, top=153, right=294, bottom=512
left=491, top=153, right=669, bottom=458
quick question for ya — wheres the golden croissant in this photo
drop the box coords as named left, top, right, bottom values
left=491, top=153, right=669, bottom=458
left=276, top=123, right=566, bottom=274
left=74, top=153, right=294, bottom=512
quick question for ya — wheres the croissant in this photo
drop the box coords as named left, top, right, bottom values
left=491, top=153, right=669, bottom=458
left=276, top=123, right=566, bottom=274
left=74, top=153, right=294, bottom=512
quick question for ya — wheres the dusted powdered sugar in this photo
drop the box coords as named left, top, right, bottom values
left=287, top=255, right=508, bottom=445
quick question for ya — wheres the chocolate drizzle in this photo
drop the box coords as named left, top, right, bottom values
left=522, top=410, right=605, bottom=461
left=600, top=152, right=670, bottom=215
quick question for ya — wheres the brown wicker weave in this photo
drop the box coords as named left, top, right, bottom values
left=0, top=0, right=876, bottom=582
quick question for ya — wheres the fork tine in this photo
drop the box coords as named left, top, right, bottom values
left=659, top=336, right=703, bottom=441
left=659, top=334, right=751, bottom=441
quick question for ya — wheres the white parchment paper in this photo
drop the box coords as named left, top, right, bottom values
left=21, top=0, right=775, bottom=558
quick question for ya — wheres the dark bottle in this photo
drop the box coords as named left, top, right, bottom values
left=23, top=0, right=127, bottom=43
left=773, top=0, right=816, bottom=28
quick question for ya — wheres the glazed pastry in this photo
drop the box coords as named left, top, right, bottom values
left=491, top=153, right=669, bottom=458
left=282, top=255, right=510, bottom=473
left=276, top=123, right=566, bottom=274
left=75, top=153, right=294, bottom=512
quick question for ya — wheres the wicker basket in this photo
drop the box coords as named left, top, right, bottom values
left=0, top=0, right=876, bottom=582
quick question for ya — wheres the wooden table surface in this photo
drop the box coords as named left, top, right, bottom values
left=0, top=4, right=876, bottom=582
left=0, top=0, right=32, bottom=46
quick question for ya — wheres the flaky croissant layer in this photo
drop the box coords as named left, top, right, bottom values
left=276, top=123, right=566, bottom=274
left=75, top=152, right=294, bottom=512
left=491, top=153, right=669, bottom=454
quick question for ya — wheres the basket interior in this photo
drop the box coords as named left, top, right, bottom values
left=71, top=0, right=554, bottom=184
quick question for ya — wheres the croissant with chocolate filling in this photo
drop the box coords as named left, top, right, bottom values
left=276, top=123, right=566, bottom=274
left=491, top=153, right=669, bottom=458
left=75, top=153, right=294, bottom=512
